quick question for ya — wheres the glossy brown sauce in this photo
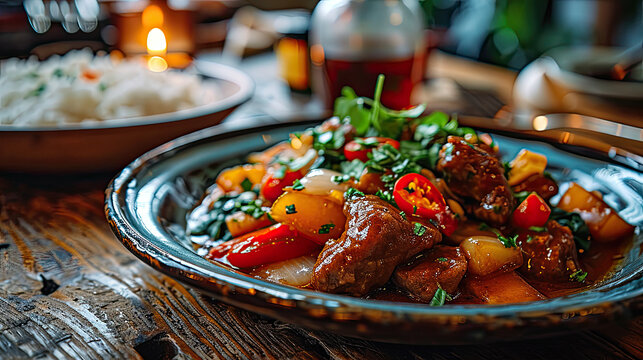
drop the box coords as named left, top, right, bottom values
left=192, top=191, right=635, bottom=305
left=366, top=227, right=634, bottom=304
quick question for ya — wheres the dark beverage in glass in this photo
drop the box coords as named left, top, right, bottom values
left=321, top=54, right=425, bottom=109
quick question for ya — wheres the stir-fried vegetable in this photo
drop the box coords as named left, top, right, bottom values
left=207, top=224, right=319, bottom=268
left=557, top=183, right=634, bottom=242
left=190, top=74, right=636, bottom=306
left=270, top=191, right=346, bottom=244
left=393, top=173, right=457, bottom=236
left=344, top=137, right=400, bottom=162
left=460, top=236, right=523, bottom=277
left=512, top=192, right=551, bottom=229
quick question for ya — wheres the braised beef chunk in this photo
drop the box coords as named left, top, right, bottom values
left=512, top=173, right=559, bottom=201
left=517, top=220, right=581, bottom=282
left=393, top=245, right=467, bottom=303
left=436, top=136, right=514, bottom=226
left=311, top=195, right=441, bottom=296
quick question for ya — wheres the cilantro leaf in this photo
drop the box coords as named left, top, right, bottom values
left=291, top=179, right=305, bottom=191
left=430, top=286, right=452, bottom=306
left=570, top=270, right=588, bottom=282
left=344, top=188, right=365, bottom=200
left=550, top=207, right=591, bottom=251
left=241, top=178, right=253, bottom=192
left=413, top=223, right=427, bottom=236
left=318, top=223, right=335, bottom=234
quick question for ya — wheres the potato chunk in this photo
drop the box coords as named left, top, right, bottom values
left=557, top=183, right=634, bottom=242
left=271, top=191, right=345, bottom=244
left=464, top=271, right=545, bottom=304
left=508, top=149, right=547, bottom=186
left=460, top=236, right=523, bottom=277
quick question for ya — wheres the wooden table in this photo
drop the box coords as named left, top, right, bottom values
left=1, top=53, right=641, bottom=359
left=1, top=175, right=641, bottom=359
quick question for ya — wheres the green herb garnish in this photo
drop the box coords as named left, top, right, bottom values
left=318, top=223, right=335, bottom=234
left=550, top=207, right=591, bottom=251
left=570, top=270, right=588, bottom=282
left=528, top=226, right=547, bottom=232
left=413, top=223, right=427, bottom=236
left=285, top=204, right=297, bottom=214
left=241, top=178, right=253, bottom=192
left=430, top=286, right=453, bottom=306
left=437, top=257, right=447, bottom=262
left=344, top=187, right=365, bottom=200
left=291, top=179, right=305, bottom=191
left=479, top=222, right=518, bottom=248
left=375, top=189, right=396, bottom=206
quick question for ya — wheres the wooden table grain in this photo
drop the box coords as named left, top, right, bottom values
left=0, top=172, right=641, bottom=359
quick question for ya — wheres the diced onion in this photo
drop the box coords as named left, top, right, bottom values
left=251, top=255, right=317, bottom=286
left=299, top=169, right=350, bottom=196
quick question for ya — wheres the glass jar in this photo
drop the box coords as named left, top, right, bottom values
left=310, top=0, right=426, bottom=109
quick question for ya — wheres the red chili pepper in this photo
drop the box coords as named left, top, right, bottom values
left=344, top=137, right=400, bottom=162
left=261, top=169, right=303, bottom=203
left=206, top=223, right=319, bottom=268
left=512, top=192, right=551, bottom=229
left=393, top=173, right=458, bottom=236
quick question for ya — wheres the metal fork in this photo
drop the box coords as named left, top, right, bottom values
left=24, top=0, right=99, bottom=34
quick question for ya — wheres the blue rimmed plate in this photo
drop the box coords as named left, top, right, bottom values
left=105, top=118, right=642, bottom=344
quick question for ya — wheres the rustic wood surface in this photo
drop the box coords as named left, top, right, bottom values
left=0, top=174, right=641, bottom=360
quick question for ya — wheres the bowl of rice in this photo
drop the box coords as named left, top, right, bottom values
left=0, top=50, right=253, bottom=173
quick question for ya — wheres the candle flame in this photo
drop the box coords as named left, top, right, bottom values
left=147, top=27, right=167, bottom=54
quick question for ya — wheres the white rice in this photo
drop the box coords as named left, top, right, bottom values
left=0, top=49, right=218, bottom=126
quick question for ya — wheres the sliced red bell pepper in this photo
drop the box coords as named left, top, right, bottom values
left=207, top=223, right=319, bottom=268
left=261, top=168, right=303, bottom=203
left=512, top=192, right=551, bottom=229
left=344, top=137, right=400, bottom=162
left=393, top=173, right=458, bottom=236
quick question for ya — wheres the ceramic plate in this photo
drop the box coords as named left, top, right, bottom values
left=105, top=119, right=642, bottom=344
left=0, top=61, right=253, bottom=173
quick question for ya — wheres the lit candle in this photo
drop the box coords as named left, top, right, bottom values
left=146, top=27, right=168, bottom=72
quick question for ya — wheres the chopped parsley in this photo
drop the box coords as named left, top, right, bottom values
left=513, top=191, right=530, bottom=204
left=375, top=189, right=396, bottom=206
left=528, top=226, right=547, bottom=232
left=318, top=223, right=335, bottom=234
left=240, top=178, right=253, bottom=192
left=29, top=84, right=46, bottom=97
left=413, top=223, right=427, bottom=236
left=344, top=187, right=365, bottom=200
left=331, top=175, right=349, bottom=184
left=285, top=204, right=297, bottom=214
left=437, top=257, right=448, bottom=262
left=291, top=179, right=305, bottom=191
left=570, top=270, right=588, bottom=282
left=478, top=222, right=518, bottom=248
left=498, top=234, right=519, bottom=248
left=430, top=286, right=453, bottom=306
left=549, top=207, right=591, bottom=251
left=399, top=211, right=407, bottom=220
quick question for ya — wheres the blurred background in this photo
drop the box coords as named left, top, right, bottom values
left=1, top=0, right=641, bottom=125
left=2, top=0, right=640, bottom=66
